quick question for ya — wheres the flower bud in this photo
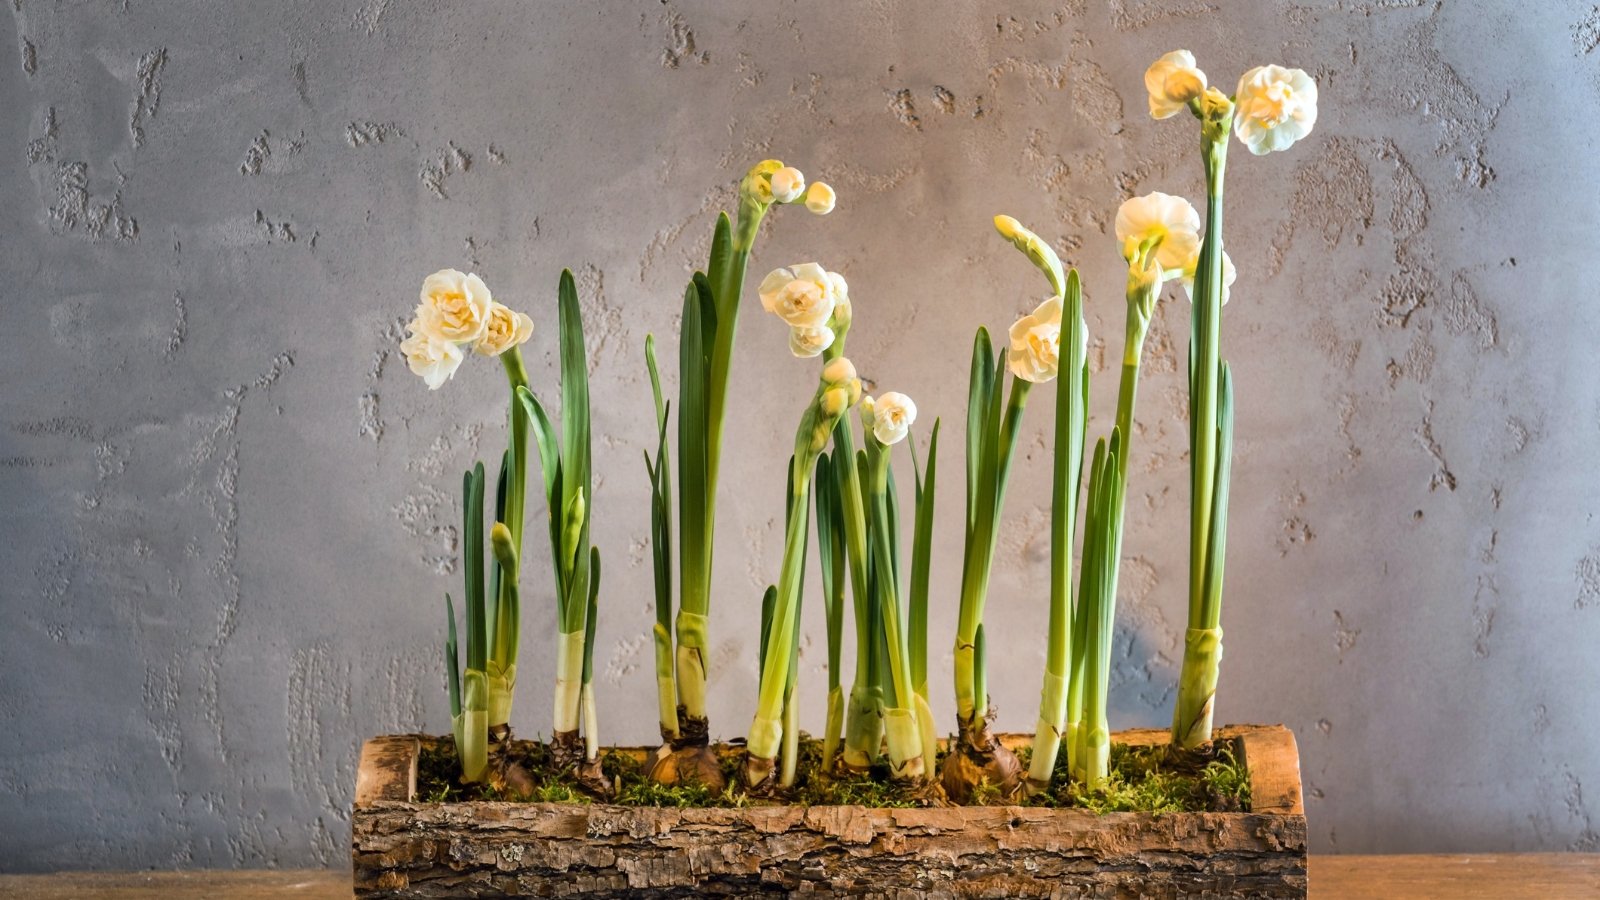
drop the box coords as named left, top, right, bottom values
left=820, top=386, right=851, bottom=418
left=1144, top=50, right=1207, bottom=120
left=821, top=356, right=857, bottom=386
left=770, top=167, right=806, bottom=203
left=804, top=182, right=836, bottom=214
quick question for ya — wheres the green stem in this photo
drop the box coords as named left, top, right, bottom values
left=1175, top=130, right=1231, bottom=749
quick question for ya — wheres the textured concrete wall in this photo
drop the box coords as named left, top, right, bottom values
left=2, top=0, right=1595, bottom=871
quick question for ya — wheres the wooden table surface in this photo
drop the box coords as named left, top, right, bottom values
left=0, top=854, right=1597, bottom=898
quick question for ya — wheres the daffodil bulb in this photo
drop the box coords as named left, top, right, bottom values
left=473, top=302, right=535, bottom=356
left=401, top=324, right=465, bottom=390
left=1181, top=251, right=1238, bottom=306
left=870, top=392, right=917, bottom=445
left=804, top=182, right=836, bottom=215
left=789, top=324, right=836, bottom=358
left=1115, top=192, right=1201, bottom=273
left=1233, top=65, right=1318, bottom=155
left=770, top=166, right=806, bottom=203
left=1145, top=50, right=1207, bottom=120
left=758, top=263, right=838, bottom=328
left=416, top=269, right=494, bottom=344
left=1007, top=296, right=1063, bottom=383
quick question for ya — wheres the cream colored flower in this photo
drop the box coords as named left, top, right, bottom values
left=1008, top=296, right=1063, bottom=383
left=822, top=356, right=861, bottom=406
left=1115, top=192, right=1200, bottom=273
left=473, top=302, right=535, bottom=356
left=758, top=263, right=838, bottom=328
left=870, top=392, right=917, bottom=445
left=804, top=182, right=836, bottom=215
left=770, top=166, right=806, bottom=203
left=1181, top=251, right=1238, bottom=306
left=401, top=325, right=465, bottom=390
left=1145, top=51, right=1207, bottom=120
left=416, top=269, right=494, bottom=344
left=789, top=324, right=835, bottom=358
left=1233, top=65, right=1318, bottom=155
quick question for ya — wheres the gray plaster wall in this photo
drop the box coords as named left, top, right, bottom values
left=1, top=0, right=1595, bottom=872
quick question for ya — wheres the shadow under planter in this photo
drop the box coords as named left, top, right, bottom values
left=351, top=724, right=1306, bottom=898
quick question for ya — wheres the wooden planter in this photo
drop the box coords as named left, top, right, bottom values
left=351, top=723, right=1305, bottom=898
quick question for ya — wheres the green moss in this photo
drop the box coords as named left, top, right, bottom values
left=412, top=735, right=1249, bottom=814
left=1024, top=739, right=1252, bottom=813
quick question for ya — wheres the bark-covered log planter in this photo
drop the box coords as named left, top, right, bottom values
left=351, top=723, right=1305, bottom=898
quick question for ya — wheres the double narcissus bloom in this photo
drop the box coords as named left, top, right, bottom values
left=1007, top=296, right=1063, bottom=384
left=401, top=269, right=535, bottom=389
left=1233, top=65, right=1319, bottom=156
left=760, top=263, right=851, bottom=358
left=1144, top=52, right=1318, bottom=156
left=1145, top=50, right=1207, bottom=119
left=865, top=391, right=917, bottom=445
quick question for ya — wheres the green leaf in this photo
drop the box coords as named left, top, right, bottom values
left=678, top=279, right=712, bottom=617
left=909, top=419, right=939, bottom=696
left=1203, top=363, right=1234, bottom=629
left=558, top=269, right=592, bottom=551
left=758, top=584, right=778, bottom=674
left=464, top=463, right=487, bottom=672
left=965, top=328, right=994, bottom=541
left=582, top=547, right=601, bottom=683
left=445, top=594, right=461, bottom=719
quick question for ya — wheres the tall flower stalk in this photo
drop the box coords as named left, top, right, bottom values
left=401, top=269, right=539, bottom=789
left=515, top=269, right=607, bottom=794
left=744, top=358, right=861, bottom=790
left=940, top=216, right=1066, bottom=802
left=1147, top=55, right=1317, bottom=750
left=645, top=162, right=834, bottom=788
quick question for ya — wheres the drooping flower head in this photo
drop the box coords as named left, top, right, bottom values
left=789, top=324, right=835, bottom=358
left=1114, top=192, right=1200, bottom=274
left=1145, top=51, right=1208, bottom=120
left=400, top=326, right=465, bottom=390
left=416, top=269, right=494, bottom=344
left=1007, top=295, right=1063, bottom=384
left=740, top=160, right=835, bottom=216
left=1233, top=65, right=1318, bottom=155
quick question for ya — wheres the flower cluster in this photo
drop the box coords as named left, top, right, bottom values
left=741, top=161, right=837, bottom=215
left=1145, top=51, right=1319, bottom=156
left=400, top=269, right=534, bottom=389
left=759, top=263, right=852, bottom=358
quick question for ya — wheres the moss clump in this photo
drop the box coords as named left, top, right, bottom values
left=413, top=734, right=1250, bottom=813
left=1023, top=738, right=1252, bottom=813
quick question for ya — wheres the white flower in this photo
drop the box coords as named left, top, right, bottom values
left=1181, top=251, right=1238, bottom=306
left=1233, top=65, right=1318, bottom=155
left=758, top=263, right=837, bottom=328
left=804, top=182, right=836, bottom=215
left=1115, top=192, right=1200, bottom=272
left=416, top=269, right=494, bottom=344
left=789, top=324, right=835, bottom=358
left=870, top=392, right=917, bottom=445
left=400, top=324, right=465, bottom=390
left=770, top=166, right=806, bottom=203
left=1007, top=296, right=1063, bottom=383
left=1145, top=50, right=1207, bottom=120
left=473, top=302, right=535, bottom=356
